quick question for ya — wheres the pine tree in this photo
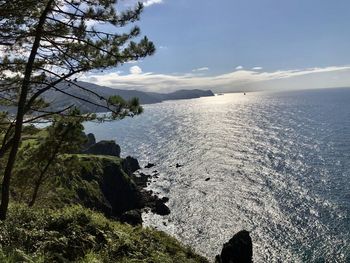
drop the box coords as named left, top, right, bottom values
left=0, top=0, right=155, bottom=219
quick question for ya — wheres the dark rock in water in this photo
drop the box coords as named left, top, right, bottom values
left=151, top=200, right=170, bottom=216
left=140, top=189, right=171, bottom=216
left=161, top=197, right=169, bottom=203
left=152, top=199, right=170, bottom=216
left=122, top=156, right=141, bottom=176
left=145, top=163, right=155, bottom=169
left=120, top=209, right=142, bottom=226
left=175, top=163, right=183, bottom=168
left=205, top=178, right=211, bottom=181
left=133, top=172, right=150, bottom=188
left=83, top=140, right=121, bottom=157
left=215, top=230, right=253, bottom=263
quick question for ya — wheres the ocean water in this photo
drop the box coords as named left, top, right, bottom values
left=84, top=88, right=350, bottom=262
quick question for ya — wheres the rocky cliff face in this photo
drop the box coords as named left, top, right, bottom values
left=83, top=140, right=121, bottom=157
left=58, top=154, right=170, bottom=226
left=54, top=136, right=170, bottom=226
left=215, top=230, right=253, bottom=263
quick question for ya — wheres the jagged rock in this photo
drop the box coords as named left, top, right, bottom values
left=120, top=209, right=142, bottom=226
left=152, top=199, right=170, bottom=216
left=99, top=163, right=141, bottom=216
left=122, top=156, right=141, bottom=176
left=83, top=140, right=121, bottom=157
left=145, top=163, right=155, bottom=169
left=161, top=197, right=169, bottom=203
left=215, top=230, right=253, bottom=263
left=133, top=172, right=150, bottom=188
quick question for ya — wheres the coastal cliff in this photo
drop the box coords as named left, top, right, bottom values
left=1, top=131, right=251, bottom=262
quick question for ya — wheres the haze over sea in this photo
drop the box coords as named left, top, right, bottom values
left=85, top=87, right=350, bottom=262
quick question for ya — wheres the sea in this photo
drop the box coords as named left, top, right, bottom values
left=84, top=87, right=350, bottom=262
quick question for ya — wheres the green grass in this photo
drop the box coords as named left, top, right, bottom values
left=72, top=154, right=123, bottom=166
left=0, top=205, right=209, bottom=263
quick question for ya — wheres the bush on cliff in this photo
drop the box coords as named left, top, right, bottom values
left=0, top=204, right=209, bottom=263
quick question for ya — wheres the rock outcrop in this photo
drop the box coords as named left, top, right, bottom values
left=120, top=209, right=143, bottom=226
left=83, top=140, right=121, bottom=157
left=122, top=156, right=141, bottom=175
left=215, top=230, right=253, bottom=263
left=144, top=163, right=155, bottom=169
left=64, top=135, right=170, bottom=225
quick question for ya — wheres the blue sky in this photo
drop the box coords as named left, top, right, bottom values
left=82, top=0, right=350, bottom=92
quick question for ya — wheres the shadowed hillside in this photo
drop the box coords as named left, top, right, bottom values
left=43, top=81, right=214, bottom=113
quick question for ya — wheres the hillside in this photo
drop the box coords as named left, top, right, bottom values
left=0, top=204, right=209, bottom=263
left=43, top=81, right=214, bottom=113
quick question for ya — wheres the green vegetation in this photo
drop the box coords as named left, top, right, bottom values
left=0, top=0, right=154, bottom=220
left=0, top=205, right=209, bottom=263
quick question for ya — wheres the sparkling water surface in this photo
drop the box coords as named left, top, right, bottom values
left=84, top=88, right=350, bottom=262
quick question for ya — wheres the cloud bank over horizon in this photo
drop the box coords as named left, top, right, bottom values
left=80, top=65, right=350, bottom=93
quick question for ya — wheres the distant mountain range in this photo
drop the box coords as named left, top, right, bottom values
left=41, top=81, right=214, bottom=113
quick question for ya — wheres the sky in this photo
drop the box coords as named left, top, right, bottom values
left=81, top=0, right=350, bottom=93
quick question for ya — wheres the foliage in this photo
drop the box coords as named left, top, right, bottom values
left=11, top=110, right=87, bottom=207
left=0, top=5, right=196, bottom=262
left=0, top=204, right=209, bottom=263
left=0, top=0, right=154, bottom=119
left=0, top=0, right=155, bottom=219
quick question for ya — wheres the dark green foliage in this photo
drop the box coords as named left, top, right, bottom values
left=11, top=111, right=87, bottom=206
left=0, top=205, right=209, bottom=263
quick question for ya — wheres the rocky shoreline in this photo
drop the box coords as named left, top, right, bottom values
left=80, top=133, right=170, bottom=226
left=81, top=133, right=253, bottom=262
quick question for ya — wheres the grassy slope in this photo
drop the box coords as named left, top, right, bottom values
left=0, top=205, right=209, bottom=263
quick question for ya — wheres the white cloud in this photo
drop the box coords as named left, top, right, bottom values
left=236, top=66, right=243, bottom=70
left=192, top=67, right=209, bottom=72
left=129, top=65, right=142, bottom=75
left=80, top=65, right=350, bottom=93
left=143, top=0, right=163, bottom=7
left=126, top=60, right=139, bottom=64
left=252, top=67, right=263, bottom=70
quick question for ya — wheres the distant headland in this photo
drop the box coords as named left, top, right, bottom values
left=42, top=81, right=215, bottom=113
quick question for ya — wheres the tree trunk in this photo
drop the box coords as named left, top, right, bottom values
left=0, top=1, right=53, bottom=220
left=28, top=178, right=42, bottom=207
